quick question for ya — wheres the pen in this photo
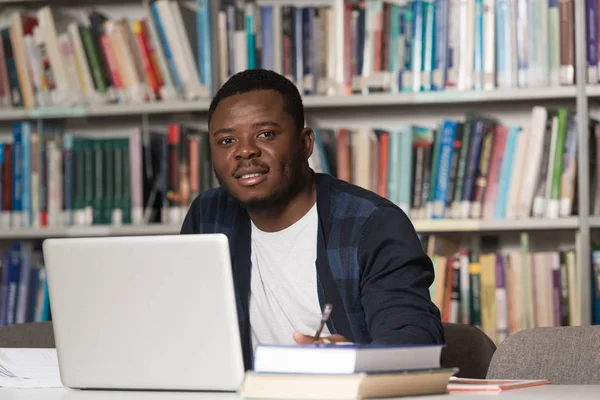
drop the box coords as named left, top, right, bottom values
left=314, top=303, right=333, bottom=341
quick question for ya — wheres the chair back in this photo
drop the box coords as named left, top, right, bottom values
left=0, top=322, right=55, bottom=348
left=486, top=326, right=600, bottom=384
left=441, top=322, right=496, bottom=379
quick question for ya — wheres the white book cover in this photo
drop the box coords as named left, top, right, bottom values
left=483, top=0, right=495, bottom=89
left=351, top=130, right=372, bottom=191
left=508, top=0, right=518, bottom=87
left=411, top=0, right=424, bottom=92
left=217, top=10, right=228, bottom=85
left=507, top=251, right=525, bottom=333
left=23, top=34, right=49, bottom=107
left=169, top=0, right=205, bottom=97
left=333, top=0, right=346, bottom=94
left=459, top=0, right=475, bottom=90
left=67, top=22, right=95, bottom=102
left=273, top=5, right=283, bottom=75
left=10, top=11, right=35, bottom=108
left=143, top=1, right=178, bottom=101
left=326, top=7, right=337, bottom=95
left=516, top=0, right=528, bottom=87
left=516, top=107, right=547, bottom=218
left=547, top=0, right=560, bottom=85
left=532, top=0, right=549, bottom=86
left=57, top=33, right=83, bottom=104
left=362, top=4, right=375, bottom=94
left=37, top=6, right=72, bottom=106
left=446, top=0, right=462, bottom=89
left=156, top=0, right=203, bottom=100
left=129, top=128, right=143, bottom=225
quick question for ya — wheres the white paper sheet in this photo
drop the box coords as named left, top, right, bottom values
left=0, top=348, right=63, bottom=388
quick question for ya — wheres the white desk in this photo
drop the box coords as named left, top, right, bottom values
left=0, top=385, right=598, bottom=400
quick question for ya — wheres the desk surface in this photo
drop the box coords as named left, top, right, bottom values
left=0, top=385, right=598, bottom=400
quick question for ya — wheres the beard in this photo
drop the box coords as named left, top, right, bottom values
left=214, top=151, right=307, bottom=212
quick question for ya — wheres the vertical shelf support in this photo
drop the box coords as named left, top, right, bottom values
left=575, top=0, right=591, bottom=325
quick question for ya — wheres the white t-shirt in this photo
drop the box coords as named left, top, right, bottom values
left=249, top=203, right=330, bottom=350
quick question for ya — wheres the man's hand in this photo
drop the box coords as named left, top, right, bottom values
left=292, top=332, right=349, bottom=344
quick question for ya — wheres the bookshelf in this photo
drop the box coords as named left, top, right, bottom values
left=0, top=0, right=595, bottom=335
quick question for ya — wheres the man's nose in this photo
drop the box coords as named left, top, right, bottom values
left=234, top=138, right=261, bottom=160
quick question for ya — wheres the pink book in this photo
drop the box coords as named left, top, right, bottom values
left=482, top=125, right=508, bottom=218
left=448, top=377, right=550, bottom=392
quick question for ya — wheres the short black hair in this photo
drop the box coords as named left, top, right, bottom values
left=208, top=69, right=305, bottom=133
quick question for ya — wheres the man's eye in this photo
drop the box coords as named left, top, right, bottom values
left=218, top=138, right=234, bottom=145
left=258, top=131, right=275, bottom=138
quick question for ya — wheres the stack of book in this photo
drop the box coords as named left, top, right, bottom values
left=240, top=343, right=456, bottom=399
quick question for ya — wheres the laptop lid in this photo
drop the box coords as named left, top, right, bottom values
left=42, top=233, right=244, bottom=391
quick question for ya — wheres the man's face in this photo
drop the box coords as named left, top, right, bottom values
left=209, top=89, right=313, bottom=210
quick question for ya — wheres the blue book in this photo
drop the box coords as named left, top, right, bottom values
left=473, top=0, right=484, bottom=90
left=11, top=122, right=22, bottom=226
left=432, top=120, right=457, bottom=218
left=260, top=6, right=274, bottom=71
left=433, top=0, right=448, bottom=90
left=21, top=122, right=31, bottom=228
left=151, top=3, right=182, bottom=92
left=246, top=2, right=256, bottom=69
left=5, top=242, right=21, bottom=326
left=197, top=0, right=213, bottom=94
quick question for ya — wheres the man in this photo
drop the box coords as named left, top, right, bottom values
left=180, top=69, right=443, bottom=369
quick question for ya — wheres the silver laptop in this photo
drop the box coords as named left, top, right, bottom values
left=42, top=233, right=245, bottom=391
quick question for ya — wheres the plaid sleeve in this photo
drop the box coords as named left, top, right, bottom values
left=358, top=204, right=445, bottom=345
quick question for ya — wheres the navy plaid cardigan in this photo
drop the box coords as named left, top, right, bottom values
left=180, top=173, right=444, bottom=369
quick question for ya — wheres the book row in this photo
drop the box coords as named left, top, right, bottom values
left=0, top=121, right=214, bottom=230
left=0, top=0, right=210, bottom=110
left=422, top=233, right=581, bottom=345
left=0, top=0, right=582, bottom=112
left=310, top=106, right=579, bottom=221
left=218, top=0, right=577, bottom=95
left=0, top=241, right=50, bottom=328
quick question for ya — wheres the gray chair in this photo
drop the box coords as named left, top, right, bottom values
left=486, top=326, right=600, bottom=384
left=441, top=322, right=497, bottom=379
left=0, top=321, right=55, bottom=348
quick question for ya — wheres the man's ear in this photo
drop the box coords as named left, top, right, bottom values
left=300, top=127, right=315, bottom=160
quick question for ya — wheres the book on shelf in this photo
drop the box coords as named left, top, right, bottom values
left=0, top=103, right=585, bottom=231
left=0, top=0, right=578, bottom=112
left=217, top=0, right=576, bottom=96
left=0, top=120, right=217, bottom=231
left=590, top=248, right=600, bottom=325
left=0, top=0, right=211, bottom=110
left=422, top=233, right=580, bottom=345
left=308, top=105, right=580, bottom=223
left=0, top=241, right=50, bottom=328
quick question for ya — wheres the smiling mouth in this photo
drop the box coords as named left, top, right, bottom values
left=240, top=173, right=264, bottom=179
left=237, top=171, right=268, bottom=187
